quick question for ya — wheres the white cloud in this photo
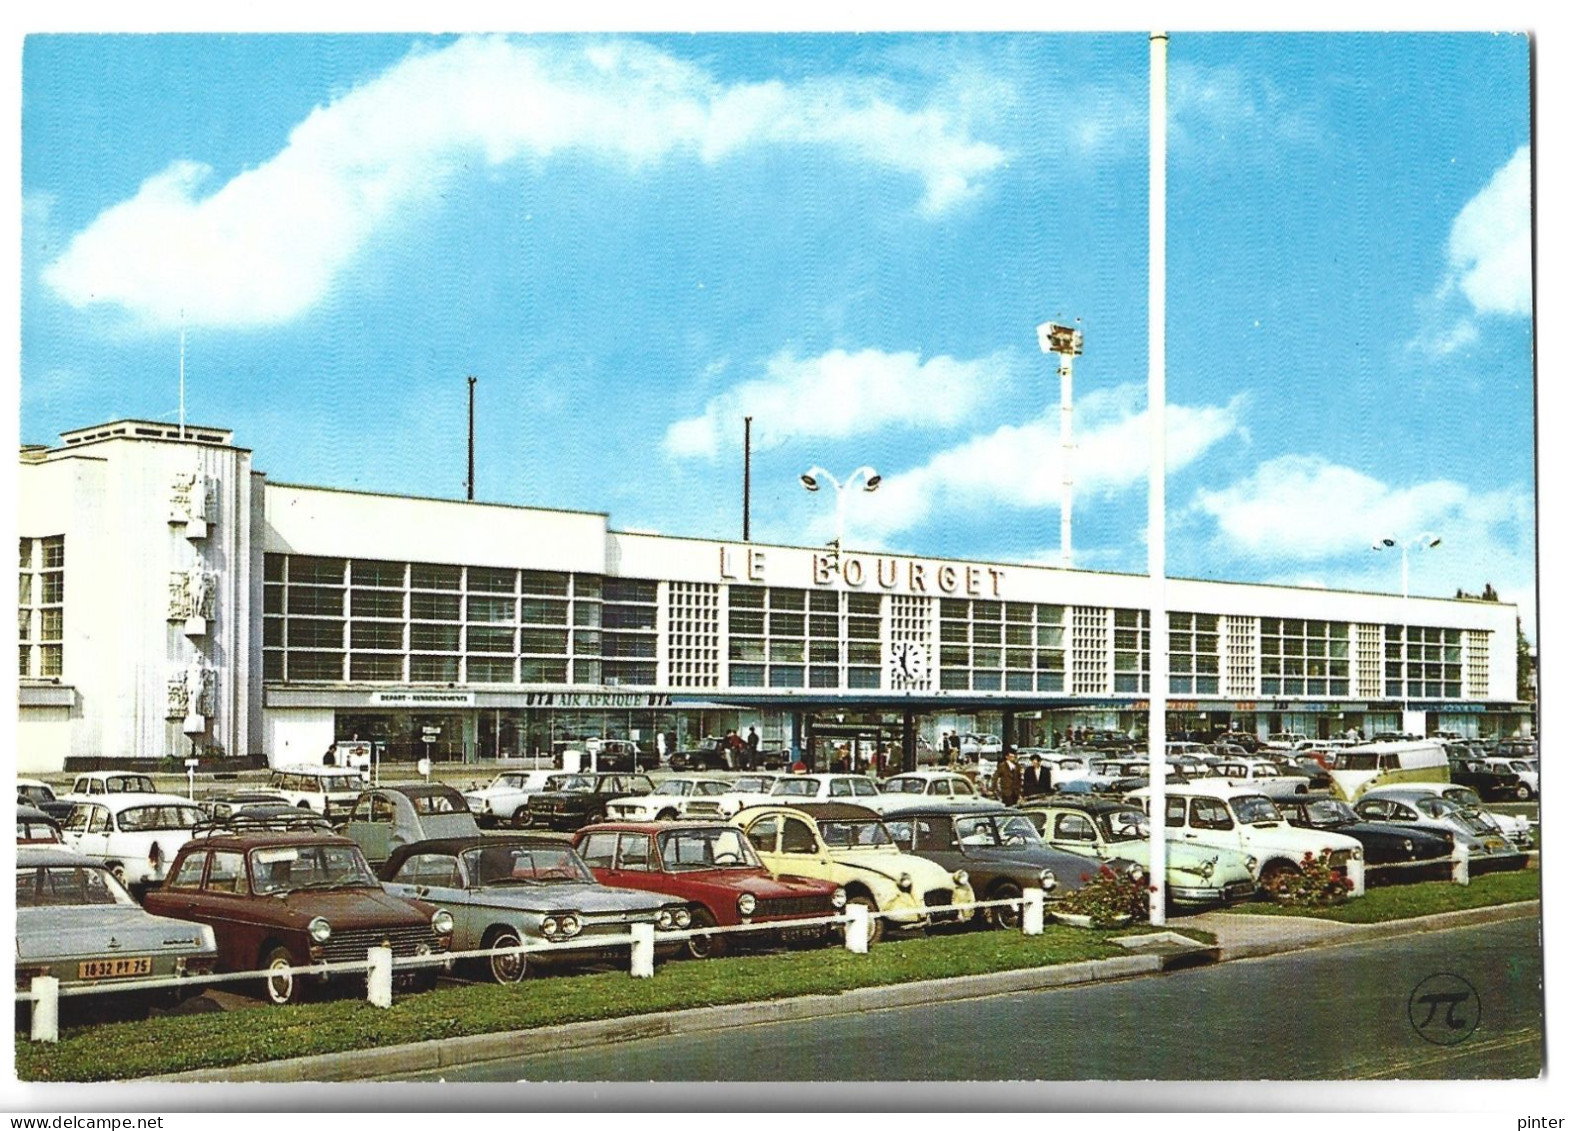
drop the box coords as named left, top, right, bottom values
left=1169, top=62, right=1324, bottom=159
left=663, top=348, right=1013, bottom=459
left=850, top=383, right=1247, bottom=539
left=1407, top=145, right=1531, bottom=358
left=42, top=36, right=1006, bottom=331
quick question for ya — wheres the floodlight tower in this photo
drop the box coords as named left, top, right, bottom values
left=1037, top=320, right=1084, bottom=568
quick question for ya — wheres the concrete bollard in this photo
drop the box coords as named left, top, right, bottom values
left=1452, top=838, right=1471, bottom=886
left=1022, top=887, right=1045, bottom=936
left=630, top=923, right=655, bottom=978
left=30, top=976, right=58, bottom=1043
left=844, top=903, right=869, bottom=954
left=367, top=945, right=393, bottom=1008
left=1346, top=855, right=1365, bottom=898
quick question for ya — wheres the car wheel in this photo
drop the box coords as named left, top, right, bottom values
left=1259, top=859, right=1299, bottom=888
left=684, top=907, right=727, bottom=960
left=262, top=944, right=306, bottom=1005
left=512, top=808, right=532, bottom=829
left=657, top=808, right=680, bottom=822
left=485, top=928, right=529, bottom=984
left=990, top=881, right=1024, bottom=930
left=848, top=894, right=885, bottom=945
left=1515, top=784, right=1532, bottom=801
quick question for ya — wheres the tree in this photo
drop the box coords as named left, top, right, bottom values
left=1517, top=617, right=1535, bottom=704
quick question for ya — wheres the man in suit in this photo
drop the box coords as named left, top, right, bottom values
left=1021, top=753, right=1052, bottom=799
left=992, top=749, right=1022, bottom=806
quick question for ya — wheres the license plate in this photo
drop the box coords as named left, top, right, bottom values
left=1485, top=837, right=1507, bottom=851
left=78, top=957, right=152, bottom=979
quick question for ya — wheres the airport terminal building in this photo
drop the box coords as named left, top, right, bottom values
left=16, top=420, right=1531, bottom=773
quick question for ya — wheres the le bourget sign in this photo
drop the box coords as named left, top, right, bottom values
left=719, top=544, right=1006, bottom=598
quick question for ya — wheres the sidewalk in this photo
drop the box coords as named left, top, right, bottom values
left=149, top=899, right=1539, bottom=1083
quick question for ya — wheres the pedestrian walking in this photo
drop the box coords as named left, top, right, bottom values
left=1021, top=754, right=1051, bottom=799
left=992, top=749, right=1022, bottom=806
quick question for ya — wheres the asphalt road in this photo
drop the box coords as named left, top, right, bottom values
left=403, top=916, right=1542, bottom=1082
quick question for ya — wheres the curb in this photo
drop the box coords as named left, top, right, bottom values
left=146, top=901, right=1540, bottom=1083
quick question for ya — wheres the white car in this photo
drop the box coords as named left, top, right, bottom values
left=1263, top=732, right=1311, bottom=752
left=1483, top=757, right=1538, bottom=799
left=1124, top=779, right=1364, bottom=888
left=684, top=773, right=788, bottom=819
left=959, top=734, right=1003, bottom=757
left=604, top=776, right=735, bottom=821
left=264, top=765, right=366, bottom=819
left=59, top=792, right=205, bottom=894
left=768, top=773, right=883, bottom=805
left=1362, top=782, right=1534, bottom=847
left=864, top=771, right=994, bottom=815
left=58, top=770, right=160, bottom=806
left=1209, top=758, right=1311, bottom=800
left=464, top=769, right=560, bottom=827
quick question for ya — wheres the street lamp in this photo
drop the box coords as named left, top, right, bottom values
left=801, top=465, right=880, bottom=561
left=1372, top=534, right=1443, bottom=734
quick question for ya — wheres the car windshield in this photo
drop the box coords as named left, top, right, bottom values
left=251, top=843, right=379, bottom=894
left=993, top=814, right=1041, bottom=844
left=659, top=826, right=760, bottom=871
left=1303, top=798, right=1357, bottom=826
left=1101, top=810, right=1150, bottom=841
left=492, top=774, right=529, bottom=790
left=117, top=804, right=202, bottom=832
left=1443, top=787, right=1484, bottom=808
left=18, top=864, right=135, bottom=907
left=409, top=791, right=465, bottom=814
left=19, top=784, right=55, bottom=802
left=1340, top=753, right=1380, bottom=770
left=953, top=815, right=1001, bottom=845
left=553, top=776, right=596, bottom=793
left=464, top=844, right=592, bottom=885
left=1229, top=796, right=1283, bottom=825
left=882, top=779, right=927, bottom=794
left=819, top=819, right=893, bottom=848
left=652, top=780, right=691, bottom=796
left=106, top=775, right=157, bottom=793
left=731, top=776, right=774, bottom=793
left=771, top=779, right=819, bottom=797
left=19, top=820, right=62, bottom=842
left=318, top=773, right=363, bottom=790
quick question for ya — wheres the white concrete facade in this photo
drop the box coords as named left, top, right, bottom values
left=17, top=421, right=1526, bottom=771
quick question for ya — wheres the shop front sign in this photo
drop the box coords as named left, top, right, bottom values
left=371, top=691, right=476, bottom=706
left=719, top=543, right=1007, bottom=597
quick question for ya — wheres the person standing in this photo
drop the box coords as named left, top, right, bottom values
left=1021, top=753, right=1051, bottom=799
left=992, top=749, right=1022, bottom=806
left=746, top=726, right=760, bottom=770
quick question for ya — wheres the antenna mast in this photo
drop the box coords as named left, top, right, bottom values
left=179, top=319, right=187, bottom=440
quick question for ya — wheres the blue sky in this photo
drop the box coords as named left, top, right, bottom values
left=20, top=32, right=1534, bottom=626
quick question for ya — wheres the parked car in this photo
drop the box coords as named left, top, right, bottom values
left=1445, top=754, right=1526, bottom=803
left=1351, top=790, right=1527, bottom=873
left=380, top=835, right=691, bottom=981
left=733, top=802, right=974, bottom=944
left=1483, top=757, right=1538, bottom=799
left=1209, top=758, right=1311, bottom=799
left=603, top=776, right=736, bottom=822
left=265, top=765, right=366, bottom=819
left=342, top=783, right=481, bottom=866
left=1123, top=780, right=1364, bottom=888
left=17, top=778, right=74, bottom=822
left=959, top=734, right=1003, bottom=757
left=879, top=806, right=1103, bottom=926
left=198, top=791, right=292, bottom=821
left=524, top=773, right=655, bottom=831
left=58, top=771, right=159, bottom=806
left=565, top=738, right=659, bottom=773
left=1282, top=759, right=1335, bottom=791
left=865, top=771, right=994, bottom=815
left=17, top=804, right=64, bottom=845
left=463, top=769, right=560, bottom=827
left=1359, top=783, right=1535, bottom=851
left=1021, top=797, right=1258, bottom=908
left=60, top=792, right=206, bottom=896
left=573, top=821, right=845, bottom=958
left=768, top=773, right=884, bottom=805
left=16, top=846, right=218, bottom=1018
left=144, top=825, right=452, bottom=1004
left=1263, top=732, right=1311, bottom=753
left=668, top=737, right=736, bottom=772
left=1273, top=794, right=1455, bottom=883
left=682, top=773, right=788, bottom=819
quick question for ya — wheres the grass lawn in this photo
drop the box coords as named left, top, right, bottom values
left=16, top=923, right=1212, bottom=1083
left=1226, top=868, right=1540, bottom=923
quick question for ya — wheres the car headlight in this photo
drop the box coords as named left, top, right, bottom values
left=309, top=916, right=332, bottom=943
left=1403, top=838, right=1414, bottom=854
left=1200, top=859, right=1215, bottom=879
left=559, top=915, right=581, bottom=938
left=656, top=909, right=675, bottom=930
left=674, top=908, right=692, bottom=928
left=1245, top=855, right=1259, bottom=873
left=541, top=916, right=560, bottom=936
left=897, top=873, right=914, bottom=892
left=432, top=910, right=454, bottom=935
left=831, top=887, right=848, bottom=909
left=1039, top=869, right=1058, bottom=892
left=1126, top=863, right=1145, bottom=880
left=1350, top=848, right=1363, bottom=861
left=737, top=892, right=757, bottom=916
left=951, top=870, right=969, bottom=888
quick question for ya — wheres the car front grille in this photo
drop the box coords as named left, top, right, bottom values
left=321, top=925, right=437, bottom=964
left=686, top=802, right=723, bottom=816
left=755, top=895, right=833, bottom=919
left=923, top=889, right=954, bottom=908
left=1223, top=880, right=1256, bottom=902
left=1327, top=849, right=1353, bottom=869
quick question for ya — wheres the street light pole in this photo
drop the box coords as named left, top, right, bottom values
left=800, top=465, right=881, bottom=563
left=1373, top=534, right=1442, bottom=734
left=1146, top=28, right=1169, bottom=927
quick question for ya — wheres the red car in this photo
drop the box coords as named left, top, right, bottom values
left=571, top=821, right=846, bottom=958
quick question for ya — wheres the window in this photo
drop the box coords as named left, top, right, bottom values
left=206, top=851, right=247, bottom=895
left=781, top=818, right=818, bottom=854
left=617, top=833, right=653, bottom=871
left=1054, top=814, right=1097, bottom=842
left=577, top=832, right=618, bottom=868
left=1189, top=797, right=1233, bottom=831
left=169, top=853, right=208, bottom=890
left=743, top=816, right=778, bottom=854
